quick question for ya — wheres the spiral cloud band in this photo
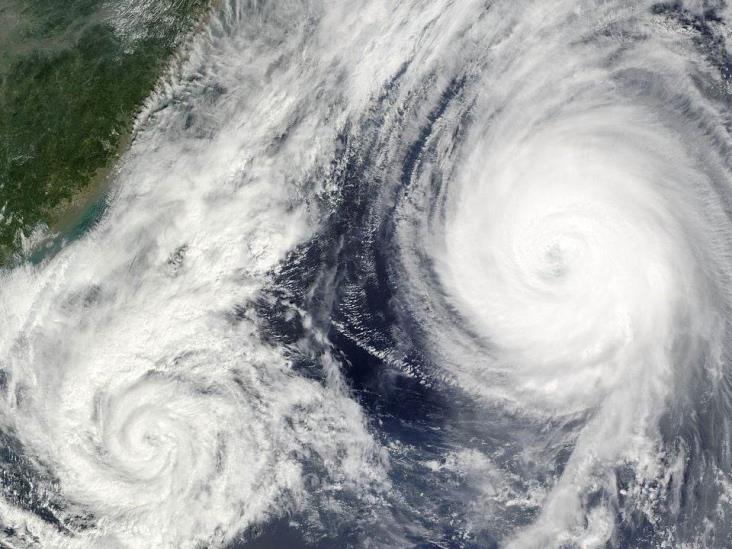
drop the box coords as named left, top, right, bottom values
left=2, top=0, right=732, bottom=547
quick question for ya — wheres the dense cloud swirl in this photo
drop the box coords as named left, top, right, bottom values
left=0, top=2, right=393, bottom=547
left=390, top=6, right=732, bottom=542
left=2, top=0, right=732, bottom=547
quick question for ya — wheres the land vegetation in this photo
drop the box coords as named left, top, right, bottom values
left=0, top=0, right=211, bottom=262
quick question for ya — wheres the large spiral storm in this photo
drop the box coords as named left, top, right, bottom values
left=1, top=0, right=732, bottom=547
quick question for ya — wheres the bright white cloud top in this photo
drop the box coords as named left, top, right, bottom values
left=1, top=0, right=732, bottom=548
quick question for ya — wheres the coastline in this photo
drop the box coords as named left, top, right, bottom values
left=0, top=0, right=216, bottom=265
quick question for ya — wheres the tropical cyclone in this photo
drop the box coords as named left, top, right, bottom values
left=0, top=0, right=731, bottom=548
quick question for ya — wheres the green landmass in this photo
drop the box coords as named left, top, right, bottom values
left=0, top=0, right=211, bottom=263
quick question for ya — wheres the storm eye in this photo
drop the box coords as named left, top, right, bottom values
left=541, top=242, right=569, bottom=279
left=1, top=1, right=730, bottom=548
